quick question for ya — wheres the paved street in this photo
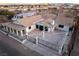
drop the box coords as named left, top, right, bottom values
left=70, top=30, right=79, bottom=56
left=0, top=31, right=41, bottom=56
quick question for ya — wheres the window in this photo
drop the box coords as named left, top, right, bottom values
left=39, top=5, right=40, bottom=8
left=36, top=24, right=39, bottom=29
left=39, top=25, right=43, bottom=31
left=59, top=25, right=64, bottom=28
left=45, top=26, right=48, bottom=31
left=28, top=26, right=31, bottom=29
left=69, top=26, right=73, bottom=31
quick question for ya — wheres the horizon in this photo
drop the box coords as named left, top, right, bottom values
left=0, top=0, right=79, bottom=5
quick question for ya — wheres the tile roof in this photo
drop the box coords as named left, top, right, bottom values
left=19, top=15, right=43, bottom=27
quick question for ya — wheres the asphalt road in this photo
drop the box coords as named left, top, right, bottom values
left=0, top=31, right=41, bottom=56
left=70, top=30, right=79, bottom=56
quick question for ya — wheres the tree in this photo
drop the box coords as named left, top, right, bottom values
left=0, top=10, right=15, bottom=20
left=74, top=16, right=79, bottom=29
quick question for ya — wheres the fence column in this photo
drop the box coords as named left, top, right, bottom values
left=26, top=33, right=28, bottom=39
left=36, top=36, right=39, bottom=45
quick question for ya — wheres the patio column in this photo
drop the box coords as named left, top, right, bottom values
left=16, top=30, right=19, bottom=36
left=20, top=30, right=23, bottom=37
left=26, top=32, right=28, bottom=39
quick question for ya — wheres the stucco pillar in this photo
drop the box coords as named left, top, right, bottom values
left=20, top=30, right=23, bottom=37
left=42, top=31, right=45, bottom=39
left=42, top=26, right=45, bottom=39
left=36, top=36, right=39, bottom=45
left=16, top=30, right=19, bottom=36
left=26, top=32, right=28, bottom=39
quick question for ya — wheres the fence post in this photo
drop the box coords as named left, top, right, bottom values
left=36, top=36, right=39, bottom=45
left=26, top=33, right=28, bottom=39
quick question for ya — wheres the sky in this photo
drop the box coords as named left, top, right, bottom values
left=0, top=0, right=79, bottom=4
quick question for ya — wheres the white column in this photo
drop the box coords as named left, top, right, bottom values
left=42, top=31, right=45, bottom=39
left=36, top=36, right=39, bottom=45
left=10, top=28, right=12, bottom=33
left=20, top=30, right=23, bottom=37
left=16, top=30, right=19, bottom=36
left=26, top=32, right=28, bottom=39
left=13, top=29, right=15, bottom=34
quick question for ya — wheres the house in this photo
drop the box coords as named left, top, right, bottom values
left=1, top=10, right=75, bottom=37
left=0, top=8, right=75, bottom=55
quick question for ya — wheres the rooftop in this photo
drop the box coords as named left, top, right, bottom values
left=17, top=14, right=43, bottom=27
left=55, top=13, right=75, bottom=27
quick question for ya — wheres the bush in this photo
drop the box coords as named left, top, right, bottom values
left=0, top=10, right=15, bottom=19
